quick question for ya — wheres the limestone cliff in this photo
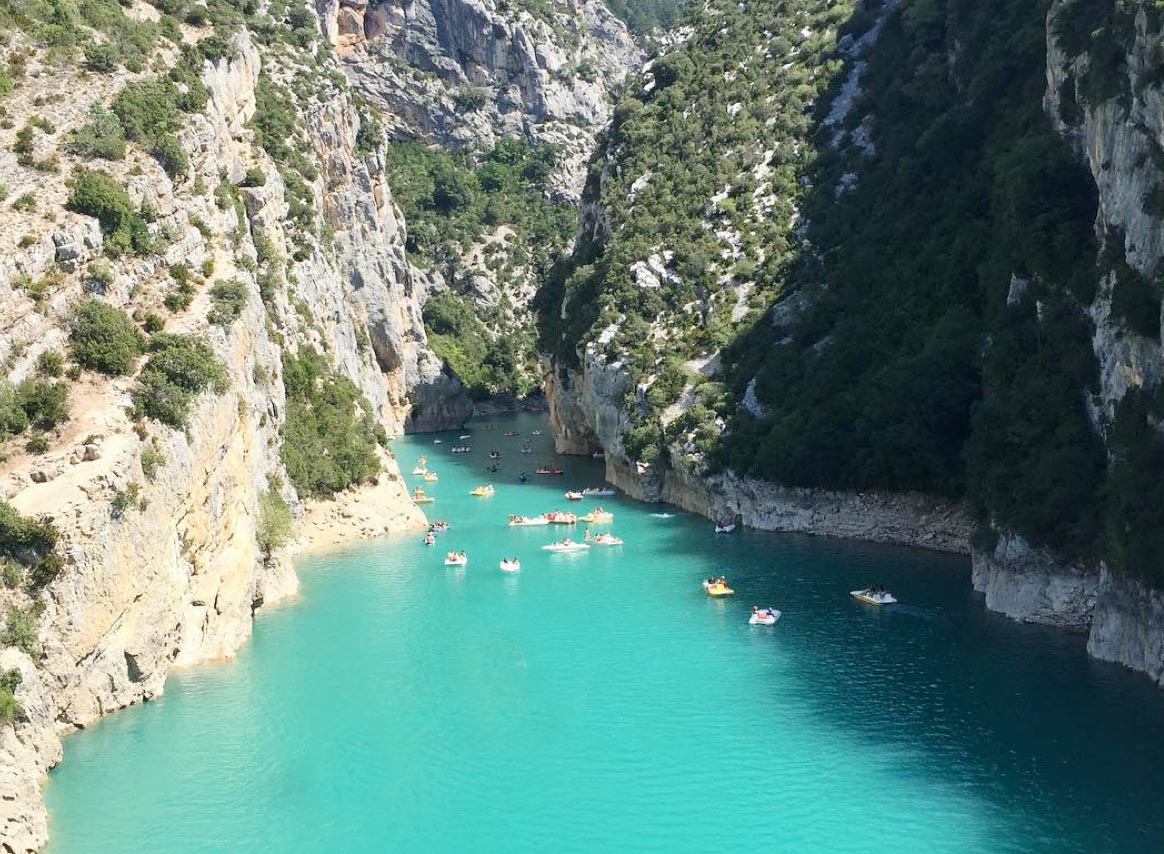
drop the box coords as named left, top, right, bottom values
left=318, top=0, right=640, bottom=200
left=0, top=26, right=440, bottom=851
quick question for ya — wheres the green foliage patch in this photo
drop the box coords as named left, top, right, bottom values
left=133, top=334, right=229, bottom=428
left=69, top=299, right=145, bottom=376
left=280, top=348, right=381, bottom=498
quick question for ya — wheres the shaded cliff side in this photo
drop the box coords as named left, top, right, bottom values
left=542, top=0, right=1164, bottom=685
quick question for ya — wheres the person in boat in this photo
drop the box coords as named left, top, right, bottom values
left=584, top=529, right=591, bottom=542
left=752, top=605, right=759, bottom=615
left=519, top=472, right=528, bottom=482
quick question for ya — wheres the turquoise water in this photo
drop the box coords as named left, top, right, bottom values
left=45, top=413, right=1164, bottom=853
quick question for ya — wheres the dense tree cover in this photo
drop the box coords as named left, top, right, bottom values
left=280, top=348, right=383, bottom=498
left=541, top=0, right=1164, bottom=582
left=604, top=0, right=687, bottom=35
left=423, top=291, right=537, bottom=399
left=387, top=138, right=572, bottom=273
left=388, top=138, right=573, bottom=396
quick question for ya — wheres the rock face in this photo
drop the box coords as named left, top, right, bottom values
left=0, top=31, right=441, bottom=851
left=545, top=355, right=973, bottom=553
left=318, top=0, right=640, bottom=199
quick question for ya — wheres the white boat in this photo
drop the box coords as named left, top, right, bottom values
left=546, top=511, right=577, bottom=525
left=459, top=434, right=471, bottom=439
left=508, top=514, right=549, bottom=526
left=592, top=534, right=623, bottom=546
left=423, top=471, right=439, bottom=482
left=581, top=487, right=616, bottom=497
left=444, top=553, right=468, bottom=566
left=749, top=609, right=781, bottom=626
left=470, top=484, right=495, bottom=497
left=433, top=439, right=443, bottom=444
left=851, top=589, right=897, bottom=606
left=542, top=540, right=590, bottom=553
left=412, top=466, right=427, bottom=475
left=564, top=490, right=584, bottom=501
left=423, top=534, right=435, bottom=546
left=499, top=559, right=521, bottom=573
left=714, top=522, right=736, bottom=534
left=650, top=513, right=675, bottom=519
left=592, top=451, right=605, bottom=459
left=580, top=510, right=613, bottom=524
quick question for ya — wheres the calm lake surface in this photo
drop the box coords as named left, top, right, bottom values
left=45, top=413, right=1164, bottom=853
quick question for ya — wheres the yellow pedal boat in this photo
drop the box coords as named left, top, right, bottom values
left=703, top=581, right=734, bottom=597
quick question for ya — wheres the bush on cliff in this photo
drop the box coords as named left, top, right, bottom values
left=0, top=668, right=22, bottom=725
left=280, top=348, right=381, bottom=498
left=69, top=300, right=146, bottom=376
left=133, top=334, right=229, bottom=428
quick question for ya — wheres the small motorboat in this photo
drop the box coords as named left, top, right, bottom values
left=702, top=579, right=734, bottom=597
left=581, top=487, right=616, bottom=497
left=592, top=451, right=605, bottom=459
left=535, top=466, right=564, bottom=476
left=565, top=490, right=584, bottom=501
left=542, top=540, right=590, bottom=553
left=714, top=520, right=736, bottom=533
left=508, top=514, right=549, bottom=526
left=851, top=588, right=898, bottom=606
left=412, top=488, right=435, bottom=504
left=452, top=445, right=472, bottom=454
left=444, top=552, right=468, bottom=566
left=521, top=447, right=533, bottom=454
left=580, top=509, right=613, bottom=524
left=423, top=471, right=439, bottom=482
left=433, top=439, right=443, bottom=444
left=489, top=451, right=502, bottom=459
left=470, top=484, right=496, bottom=497
left=412, top=466, right=427, bottom=475
left=499, top=559, right=521, bottom=573
left=423, top=533, right=435, bottom=546
left=431, top=521, right=449, bottom=532
left=749, top=607, right=781, bottom=626
left=531, top=430, right=542, bottom=436
left=504, top=431, right=520, bottom=437
left=650, top=513, right=675, bottom=519
left=545, top=511, right=577, bottom=525
left=459, top=434, right=471, bottom=439
left=592, top=533, right=623, bottom=546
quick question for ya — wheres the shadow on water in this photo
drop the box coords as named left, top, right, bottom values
left=421, top=414, right=1164, bottom=852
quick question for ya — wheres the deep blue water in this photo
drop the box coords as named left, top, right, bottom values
left=44, top=413, right=1164, bottom=852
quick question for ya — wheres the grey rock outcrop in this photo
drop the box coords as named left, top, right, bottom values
left=318, top=0, right=640, bottom=200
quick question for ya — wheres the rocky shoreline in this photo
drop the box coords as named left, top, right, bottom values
left=545, top=355, right=1164, bottom=689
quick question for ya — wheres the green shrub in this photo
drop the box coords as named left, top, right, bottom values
left=1, top=605, right=42, bottom=657
left=24, top=434, right=49, bottom=455
left=280, top=348, right=381, bottom=497
left=83, top=41, right=121, bottom=72
left=133, top=334, right=228, bottom=427
left=16, top=379, right=68, bottom=430
left=240, top=167, right=266, bottom=187
left=66, top=170, right=150, bottom=255
left=251, top=75, right=297, bottom=163
left=0, top=668, right=22, bottom=726
left=69, top=299, right=145, bottom=376
left=255, top=487, right=292, bottom=557
left=140, top=444, right=165, bottom=480
left=111, top=78, right=189, bottom=176
left=207, top=279, right=248, bottom=327
left=36, top=351, right=63, bottom=378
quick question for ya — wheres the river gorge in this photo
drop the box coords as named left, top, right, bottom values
left=42, top=415, right=1164, bottom=853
